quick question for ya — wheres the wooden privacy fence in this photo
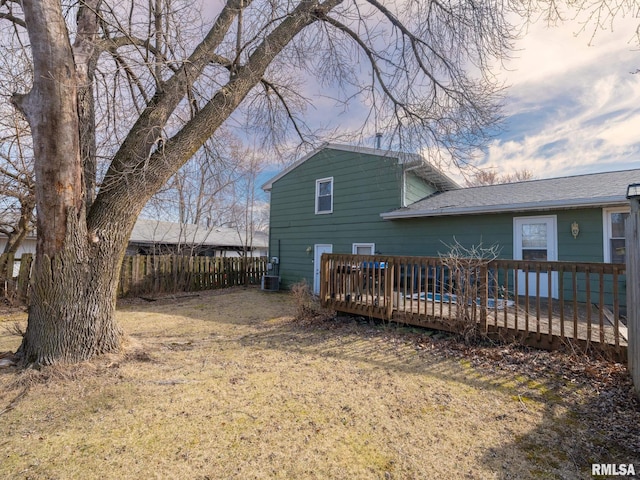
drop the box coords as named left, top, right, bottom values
left=118, top=255, right=268, bottom=296
left=0, top=252, right=33, bottom=303
left=320, top=254, right=628, bottom=361
left=0, top=253, right=268, bottom=302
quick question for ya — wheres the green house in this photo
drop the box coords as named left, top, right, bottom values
left=262, top=144, right=639, bottom=299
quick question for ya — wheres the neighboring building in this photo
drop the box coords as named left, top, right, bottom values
left=127, top=218, right=268, bottom=257
left=262, top=143, right=639, bottom=295
left=0, top=233, right=36, bottom=259
left=0, top=233, right=37, bottom=277
left=0, top=218, right=268, bottom=265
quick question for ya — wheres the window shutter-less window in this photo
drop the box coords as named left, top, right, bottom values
left=316, top=178, right=333, bottom=214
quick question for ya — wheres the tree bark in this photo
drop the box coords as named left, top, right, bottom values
left=18, top=211, right=124, bottom=364
left=12, top=0, right=83, bottom=256
left=12, top=0, right=123, bottom=365
left=74, top=0, right=102, bottom=211
left=10, top=0, right=342, bottom=365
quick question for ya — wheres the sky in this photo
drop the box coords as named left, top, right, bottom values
left=258, top=10, right=640, bottom=185
left=246, top=5, right=640, bottom=192
left=480, top=14, right=640, bottom=180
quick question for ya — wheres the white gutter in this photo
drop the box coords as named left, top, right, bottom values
left=381, top=196, right=628, bottom=219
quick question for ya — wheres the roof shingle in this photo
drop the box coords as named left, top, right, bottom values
left=382, top=168, right=640, bottom=219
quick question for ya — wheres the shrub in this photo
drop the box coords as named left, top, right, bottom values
left=439, top=239, right=500, bottom=344
left=290, top=280, right=334, bottom=323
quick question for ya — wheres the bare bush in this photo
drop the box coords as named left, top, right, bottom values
left=290, top=280, right=334, bottom=323
left=439, top=239, right=501, bottom=343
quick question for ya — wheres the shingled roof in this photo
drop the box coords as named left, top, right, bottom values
left=381, top=168, right=640, bottom=219
left=130, top=218, right=268, bottom=249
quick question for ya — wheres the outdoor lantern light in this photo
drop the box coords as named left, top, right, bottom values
left=571, top=221, right=580, bottom=239
left=626, top=183, right=640, bottom=199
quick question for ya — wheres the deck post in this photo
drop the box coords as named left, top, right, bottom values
left=320, top=253, right=328, bottom=305
left=479, top=263, right=489, bottom=332
left=386, top=259, right=394, bottom=320
left=625, top=192, right=640, bottom=397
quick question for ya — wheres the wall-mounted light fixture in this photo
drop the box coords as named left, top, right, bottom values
left=305, top=246, right=312, bottom=255
left=571, top=221, right=580, bottom=239
left=627, top=183, right=640, bottom=199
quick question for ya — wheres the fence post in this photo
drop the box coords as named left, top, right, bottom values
left=16, top=253, right=33, bottom=302
left=626, top=193, right=640, bottom=398
left=0, top=253, right=14, bottom=298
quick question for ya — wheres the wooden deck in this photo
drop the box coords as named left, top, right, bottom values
left=321, top=254, right=628, bottom=361
left=400, top=295, right=623, bottom=341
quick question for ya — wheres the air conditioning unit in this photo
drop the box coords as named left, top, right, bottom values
left=261, top=275, right=280, bottom=292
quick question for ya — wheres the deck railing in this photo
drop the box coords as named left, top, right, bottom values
left=320, top=254, right=627, bottom=360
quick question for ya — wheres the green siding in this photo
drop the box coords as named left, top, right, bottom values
left=555, top=209, right=604, bottom=262
left=404, top=172, right=436, bottom=205
left=268, top=148, right=616, bottom=296
left=269, top=148, right=406, bottom=288
left=380, top=215, right=515, bottom=258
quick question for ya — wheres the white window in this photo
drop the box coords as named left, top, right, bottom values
left=603, top=207, right=630, bottom=263
left=315, top=177, right=333, bottom=214
left=352, top=243, right=375, bottom=255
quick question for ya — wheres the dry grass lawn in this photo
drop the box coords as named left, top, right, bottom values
left=0, top=286, right=638, bottom=479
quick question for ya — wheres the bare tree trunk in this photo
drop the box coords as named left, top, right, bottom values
left=75, top=0, right=102, bottom=210
left=12, top=0, right=123, bottom=365
left=18, top=211, right=125, bottom=364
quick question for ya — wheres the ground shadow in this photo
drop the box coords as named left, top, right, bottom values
left=119, top=287, right=640, bottom=478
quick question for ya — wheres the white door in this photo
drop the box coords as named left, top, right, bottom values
left=313, top=244, right=332, bottom=295
left=514, top=216, right=558, bottom=298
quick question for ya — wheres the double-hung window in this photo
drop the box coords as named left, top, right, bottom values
left=604, top=207, right=630, bottom=263
left=315, top=177, right=333, bottom=214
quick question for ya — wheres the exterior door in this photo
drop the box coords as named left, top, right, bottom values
left=313, top=244, right=332, bottom=295
left=514, top=216, right=558, bottom=298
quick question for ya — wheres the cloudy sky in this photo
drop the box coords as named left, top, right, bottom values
left=481, top=14, right=640, bottom=179
left=249, top=6, right=640, bottom=190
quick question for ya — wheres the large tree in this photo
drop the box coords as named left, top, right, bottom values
left=1, top=0, right=514, bottom=364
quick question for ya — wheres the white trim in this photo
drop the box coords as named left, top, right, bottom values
left=402, top=170, right=407, bottom=207
left=315, top=177, right=334, bottom=214
left=603, top=206, right=630, bottom=263
left=313, top=244, right=333, bottom=295
left=513, top=215, right=557, bottom=260
left=352, top=243, right=375, bottom=255
left=261, top=144, right=415, bottom=192
left=382, top=197, right=628, bottom=219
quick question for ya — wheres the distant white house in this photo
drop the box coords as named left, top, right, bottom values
left=126, top=218, right=268, bottom=257
left=0, top=218, right=268, bottom=264
left=0, top=234, right=36, bottom=258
